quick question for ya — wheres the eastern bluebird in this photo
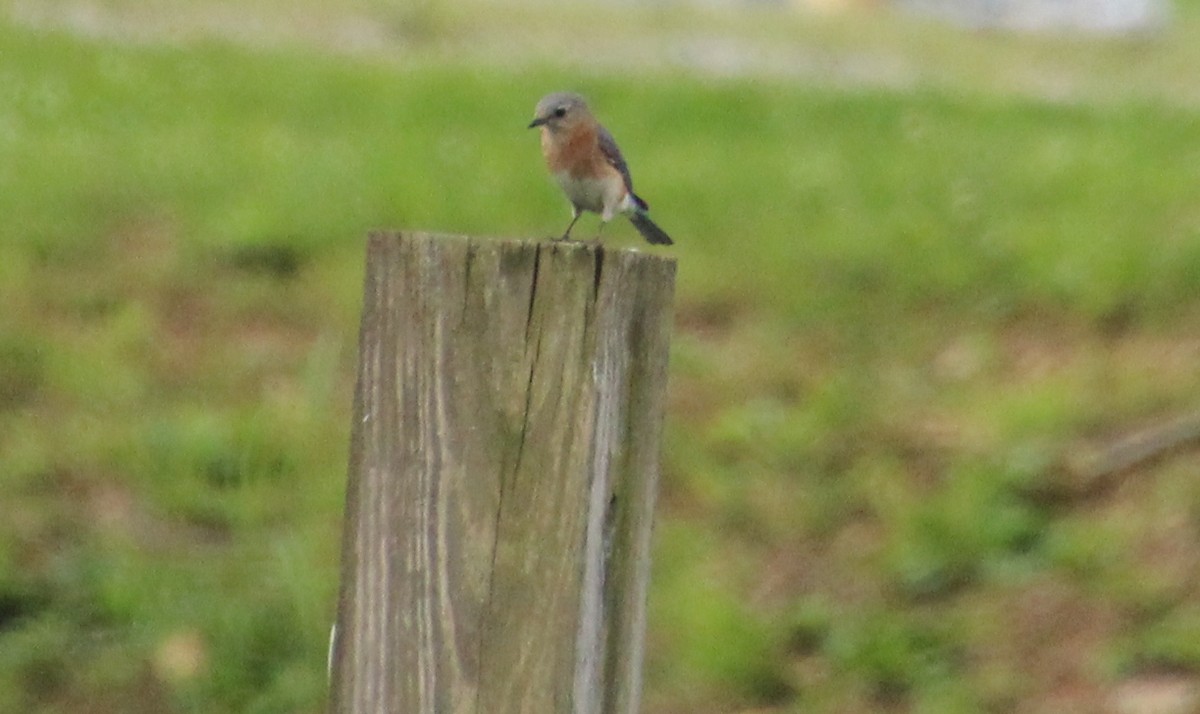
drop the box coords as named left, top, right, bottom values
left=528, top=92, right=673, bottom=246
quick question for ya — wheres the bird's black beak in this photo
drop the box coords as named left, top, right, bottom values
left=528, top=117, right=547, bottom=129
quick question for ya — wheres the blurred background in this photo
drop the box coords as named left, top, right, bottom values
left=3, top=0, right=1200, bottom=712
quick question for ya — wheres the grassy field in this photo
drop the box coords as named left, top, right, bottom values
left=3, top=2, right=1200, bottom=712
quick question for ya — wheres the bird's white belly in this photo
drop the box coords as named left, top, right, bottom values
left=555, top=172, right=621, bottom=215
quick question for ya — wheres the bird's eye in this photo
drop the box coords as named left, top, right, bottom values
left=553, top=107, right=567, bottom=118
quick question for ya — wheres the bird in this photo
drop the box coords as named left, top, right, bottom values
left=528, top=92, right=673, bottom=246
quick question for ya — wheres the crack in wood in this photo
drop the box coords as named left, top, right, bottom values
left=592, top=245, right=605, bottom=303
left=524, top=245, right=541, bottom=343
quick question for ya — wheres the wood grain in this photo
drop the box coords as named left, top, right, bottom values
left=328, top=232, right=676, bottom=714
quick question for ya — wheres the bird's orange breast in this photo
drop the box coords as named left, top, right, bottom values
left=542, top=123, right=606, bottom=178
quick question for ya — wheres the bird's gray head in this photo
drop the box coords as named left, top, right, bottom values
left=528, top=92, right=590, bottom=131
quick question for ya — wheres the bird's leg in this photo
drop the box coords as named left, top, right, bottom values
left=557, top=210, right=582, bottom=241
left=583, top=219, right=606, bottom=246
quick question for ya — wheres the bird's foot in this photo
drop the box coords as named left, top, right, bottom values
left=556, top=233, right=595, bottom=244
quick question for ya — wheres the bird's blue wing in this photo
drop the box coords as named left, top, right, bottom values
left=597, top=125, right=648, bottom=209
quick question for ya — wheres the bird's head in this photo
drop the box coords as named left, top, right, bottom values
left=528, top=92, right=591, bottom=133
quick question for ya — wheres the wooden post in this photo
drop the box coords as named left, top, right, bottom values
left=328, top=232, right=676, bottom=714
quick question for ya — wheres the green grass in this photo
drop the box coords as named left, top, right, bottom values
left=3, top=6, right=1200, bottom=713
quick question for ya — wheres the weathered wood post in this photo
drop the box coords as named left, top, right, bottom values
left=328, top=232, right=676, bottom=714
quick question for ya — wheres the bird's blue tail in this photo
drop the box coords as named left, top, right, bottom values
left=629, top=211, right=673, bottom=246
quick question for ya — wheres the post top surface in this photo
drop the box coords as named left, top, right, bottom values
left=366, top=230, right=678, bottom=270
